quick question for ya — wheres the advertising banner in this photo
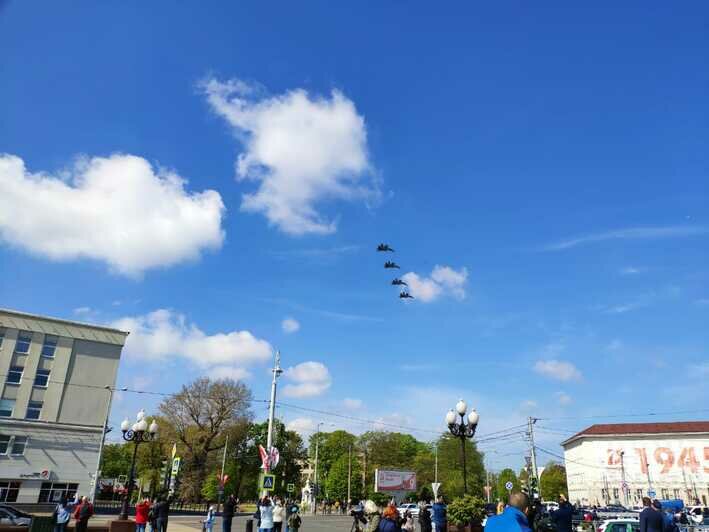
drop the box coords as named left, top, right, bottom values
left=374, top=469, right=417, bottom=492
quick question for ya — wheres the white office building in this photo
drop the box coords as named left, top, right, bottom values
left=0, top=309, right=127, bottom=503
left=562, top=421, right=709, bottom=507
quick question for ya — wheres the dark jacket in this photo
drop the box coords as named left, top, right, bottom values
left=432, top=503, right=447, bottom=526
left=485, top=507, right=532, bottom=532
left=155, top=501, right=170, bottom=521
left=551, top=503, right=573, bottom=532
left=222, top=498, right=236, bottom=519
left=640, top=508, right=664, bottom=532
left=418, top=506, right=432, bottom=532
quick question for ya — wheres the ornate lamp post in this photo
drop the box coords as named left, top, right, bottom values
left=446, top=399, right=479, bottom=495
left=118, top=409, right=158, bottom=520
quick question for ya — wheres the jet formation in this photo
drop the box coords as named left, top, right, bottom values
left=377, top=243, right=414, bottom=300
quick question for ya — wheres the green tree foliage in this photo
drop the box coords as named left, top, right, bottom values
left=325, top=452, right=363, bottom=501
left=496, top=468, right=521, bottom=498
left=433, top=434, right=485, bottom=500
left=540, top=462, right=568, bottom=501
left=100, top=443, right=133, bottom=478
left=158, top=377, right=253, bottom=500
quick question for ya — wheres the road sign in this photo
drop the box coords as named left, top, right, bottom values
left=432, top=482, right=441, bottom=499
left=648, top=489, right=656, bottom=498
left=505, top=481, right=514, bottom=491
left=287, top=483, right=295, bottom=493
left=261, top=474, right=276, bottom=491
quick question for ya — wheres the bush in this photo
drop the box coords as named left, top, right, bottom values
left=447, top=495, right=486, bottom=526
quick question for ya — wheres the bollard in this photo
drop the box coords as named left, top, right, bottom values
left=244, top=518, right=253, bottom=532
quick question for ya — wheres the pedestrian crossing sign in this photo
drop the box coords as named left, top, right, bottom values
left=287, top=483, right=295, bottom=493
left=261, top=474, right=276, bottom=491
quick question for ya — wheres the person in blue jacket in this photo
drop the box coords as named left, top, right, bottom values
left=431, top=496, right=447, bottom=532
left=485, top=492, right=532, bottom=532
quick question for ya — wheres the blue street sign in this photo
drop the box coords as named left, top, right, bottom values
left=262, top=474, right=275, bottom=491
left=648, top=489, right=656, bottom=498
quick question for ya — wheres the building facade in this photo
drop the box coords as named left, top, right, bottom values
left=562, top=422, right=709, bottom=507
left=0, top=309, right=127, bottom=503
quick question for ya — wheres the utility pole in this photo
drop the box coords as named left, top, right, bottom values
left=266, top=351, right=283, bottom=456
left=90, top=385, right=126, bottom=503
left=434, top=443, right=438, bottom=483
left=528, top=417, right=539, bottom=498
left=619, top=451, right=628, bottom=506
left=347, top=445, right=352, bottom=505
left=313, top=422, right=322, bottom=515
left=218, top=434, right=228, bottom=513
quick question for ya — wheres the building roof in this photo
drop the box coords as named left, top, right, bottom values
left=561, top=421, right=709, bottom=446
left=0, top=308, right=128, bottom=346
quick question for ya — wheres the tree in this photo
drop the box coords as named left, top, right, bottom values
left=496, top=468, right=520, bottom=499
left=358, top=431, right=428, bottom=497
left=158, top=377, right=252, bottom=500
left=434, top=434, right=485, bottom=499
left=324, top=451, right=363, bottom=501
left=540, top=462, right=568, bottom=501
left=100, top=443, right=133, bottom=478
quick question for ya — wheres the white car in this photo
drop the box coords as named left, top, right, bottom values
left=397, top=503, right=420, bottom=519
left=597, top=518, right=640, bottom=532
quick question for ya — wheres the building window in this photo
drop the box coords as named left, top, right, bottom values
left=0, top=481, right=21, bottom=503
left=38, top=483, right=79, bottom=503
left=613, top=488, right=619, bottom=500
left=34, top=368, right=50, bottom=387
left=635, top=489, right=643, bottom=501
left=673, top=489, right=681, bottom=499
left=661, top=488, right=669, bottom=499
left=25, top=401, right=42, bottom=420
left=10, top=436, right=28, bottom=456
left=6, top=366, right=23, bottom=385
left=0, top=399, right=15, bottom=417
left=0, top=328, right=5, bottom=349
left=0, top=435, right=9, bottom=455
left=15, top=332, right=32, bottom=354
left=41, top=335, right=57, bottom=358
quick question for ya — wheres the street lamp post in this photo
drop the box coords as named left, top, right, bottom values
left=118, top=409, right=158, bottom=520
left=446, top=399, right=479, bottom=495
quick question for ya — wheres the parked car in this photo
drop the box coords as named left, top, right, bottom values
left=397, top=503, right=419, bottom=518
left=0, top=505, right=32, bottom=520
left=0, top=508, right=30, bottom=527
left=598, top=518, right=640, bottom=532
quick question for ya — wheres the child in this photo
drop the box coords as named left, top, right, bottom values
left=286, top=506, right=301, bottom=532
left=203, top=505, right=216, bottom=532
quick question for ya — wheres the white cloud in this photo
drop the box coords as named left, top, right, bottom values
left=73, top=307, right=92, bottom=316
left=555, top=392, right=572, bottom=405
left=402, top=265, right=468, bottom=302
left=281, top=317, right=300, bottom=334
left=544, top=225, right=708, bottom=251
left=286, top=417, right=316, bottom=435
left=696, top=299, right=709, bottom=306
left=112, top=309, right=272, bottom=373
left=0, top=154, right=225, bottom=277
left=534, top=359, right=582, bottom=381
left=343, top=398, right=363, bottom=410
left=282, top=361, right=332, bottom=398
left=202, top=78, right=378, bottom=235
left=520, top=400, right=538, bottom=411
left=209, top=365, right=251, bottom=381
left=619, top=266, right=645, bottom=275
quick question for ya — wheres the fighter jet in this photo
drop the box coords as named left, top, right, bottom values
left=384, top=261, right=400, bottom=269
left=377, top=243, right=395, bottom=252
left=391, top=278, right=408, bottom=286
left=399, top=291, right=414, bottom=299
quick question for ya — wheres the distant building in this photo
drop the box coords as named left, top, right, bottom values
left=0, top=308, right=127, bottom=503
left=561, top=421, right=709, bottom=507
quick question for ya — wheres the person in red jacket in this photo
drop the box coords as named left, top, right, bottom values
left=136, top=498, right=152, bottom=532
left=73, top=496, right=94, bottom=532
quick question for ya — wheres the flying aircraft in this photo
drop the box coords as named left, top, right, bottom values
left=384, top=261, right=400, bottom=269
left=399, top=291, right=414, bottom=299
left=377, top=243, right=395, bottom=252
left=391, top=278, right=408, bottom=286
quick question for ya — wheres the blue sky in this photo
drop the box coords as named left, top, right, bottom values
left=1, top=1, right=708, bottom=469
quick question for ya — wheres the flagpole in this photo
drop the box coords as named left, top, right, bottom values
left=218, top=434, right=228, bottom=512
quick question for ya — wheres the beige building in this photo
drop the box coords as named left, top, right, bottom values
left=0, top=308, right=127, bottom=503
left=562, top=421, right=709, bottom=507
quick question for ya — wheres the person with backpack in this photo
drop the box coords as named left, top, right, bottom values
left=53, top=497, right=72, bottom=532
left=73, top=496, right=94, bottom=532
left=286, top=506, right=301, bottom=532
